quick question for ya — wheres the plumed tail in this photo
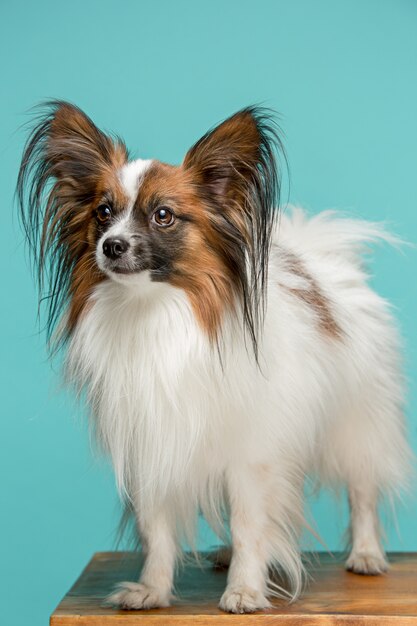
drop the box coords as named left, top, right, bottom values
left=278, top=206, right=407, bottom=267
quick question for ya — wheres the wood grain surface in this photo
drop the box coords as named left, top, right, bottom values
left=50, top=552, right=417, bottom=625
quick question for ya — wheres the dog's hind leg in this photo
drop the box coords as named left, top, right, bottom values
left=345, top=483, right=388, bottom=574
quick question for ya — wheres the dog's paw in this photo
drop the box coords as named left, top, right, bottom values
left=219, top=586, right=271, bottom=613
left=107, top=582, right=171, bottom=610
left=346, top=551, right=388, bottom=575
left=207, top=546, right=232, bottom=569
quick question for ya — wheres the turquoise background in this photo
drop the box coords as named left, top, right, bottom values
left=1, top=1, right=416, bottom=624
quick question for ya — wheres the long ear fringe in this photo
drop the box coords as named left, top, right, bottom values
left=239, top=106, right=287, bottom=360
left=16, top=100, right=127, bottom=349
left=17, top=102, right=68, bottom=347
left=187, top=106, right=288, bottom=360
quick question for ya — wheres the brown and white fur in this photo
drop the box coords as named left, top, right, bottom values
left=18, top=102, right=411, bottom=613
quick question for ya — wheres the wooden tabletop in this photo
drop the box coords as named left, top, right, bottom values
left=50, top=552, right=417, bottom=625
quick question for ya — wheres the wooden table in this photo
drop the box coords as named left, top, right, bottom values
left=50, top=552, right=417, bottom=625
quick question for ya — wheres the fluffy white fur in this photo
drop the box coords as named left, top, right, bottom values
left=68, top=207, right=411, bottom=613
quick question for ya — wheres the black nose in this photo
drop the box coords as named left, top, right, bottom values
left=102, top=237, right=129, bottom=260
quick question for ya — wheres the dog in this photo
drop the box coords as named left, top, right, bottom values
left=17, top=101, right=411, bottom=613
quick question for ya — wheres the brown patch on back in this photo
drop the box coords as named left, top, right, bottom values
left=281, top=250, right=342, bottom=339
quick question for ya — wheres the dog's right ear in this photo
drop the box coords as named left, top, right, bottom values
left=17, top=101, right=129, bottom=343
left=18, top=101, right=128, bottom=205
left=17, top=99, right=128, bottom=271
left=46, top=101, right=128, bottom=183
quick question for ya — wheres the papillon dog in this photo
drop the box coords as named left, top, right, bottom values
left=18, top=101, right=411, bottom=614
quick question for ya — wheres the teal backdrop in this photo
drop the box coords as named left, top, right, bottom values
left=1, top=1, right=416, bottom=625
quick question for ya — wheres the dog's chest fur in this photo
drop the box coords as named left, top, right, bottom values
left=67, top=273, right=261, bottom=513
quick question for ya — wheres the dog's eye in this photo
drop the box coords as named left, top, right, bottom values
left=96, top=204, right=112, bottom=224
left=152, top=207, right=175, bottom=227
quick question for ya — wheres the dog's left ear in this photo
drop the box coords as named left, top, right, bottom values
left=183, top=107, right=284, bottom=358
left=183, top=106, right=280, bottom=215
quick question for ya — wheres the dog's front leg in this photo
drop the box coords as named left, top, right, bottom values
left=219, top=465, right=272, bottom=613
left=109, top=505, right=177, bottom=610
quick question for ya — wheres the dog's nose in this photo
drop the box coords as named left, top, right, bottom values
left=102, top=237, right=129, bottom=259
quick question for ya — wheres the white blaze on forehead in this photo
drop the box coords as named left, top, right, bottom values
left=119, top=158, right=153, bottom=206
left=96, top=159, right=153, bottom=257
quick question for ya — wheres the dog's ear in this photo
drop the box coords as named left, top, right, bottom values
left=17, top=101, right=129, bottom=344
left=18, top=101, right=129, bottom=233
left=183, top=107, right=284, bottom=358
left=17, top=99, right=129, bottom=265
left=183, top=107, right=280, bottom=212
left=32, top=101, right=127, bottom=196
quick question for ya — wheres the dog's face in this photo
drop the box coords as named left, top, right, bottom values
left=93, top=159, right=222, bottom=288
left=18, top=102, right=281, bottom=348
